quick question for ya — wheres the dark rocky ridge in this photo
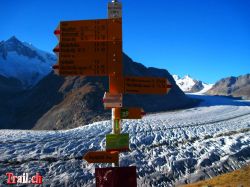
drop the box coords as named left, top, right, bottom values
left=206, top=74, right=250, bottom=100
left=0, top=75, right=24, bottom=128
left=0, top=53, right=195, bottom=130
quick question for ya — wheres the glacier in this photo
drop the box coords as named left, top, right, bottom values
left=0, top=94, right=250, bottom=186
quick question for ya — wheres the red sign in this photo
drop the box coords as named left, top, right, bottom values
left=95, top=166, right=137, bottom=187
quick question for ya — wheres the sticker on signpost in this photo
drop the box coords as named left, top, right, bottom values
left=106, top=134, right=129, bottom=152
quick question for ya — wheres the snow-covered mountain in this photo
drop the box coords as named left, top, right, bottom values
left=0, top=94, right=250, bottom=186
left=173, top=74, right=213, bottom=93
left=0, top=36, right=56, bottom=88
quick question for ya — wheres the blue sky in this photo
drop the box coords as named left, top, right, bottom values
left=0, top=0, right=249, bottom=83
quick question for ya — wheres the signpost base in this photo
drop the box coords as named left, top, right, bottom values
left=95, top=166, right=137, bottom=187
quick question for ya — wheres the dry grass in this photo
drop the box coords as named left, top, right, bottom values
left=182, top=164, right=250, bottom=187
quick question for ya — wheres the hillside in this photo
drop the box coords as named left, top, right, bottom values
left=0, top=50, right=194, bottom=129
left=207, top=74, right=250, bottom=100
left=183, top=164, right=250, bottom=187
left=33, top=53, right=194, bottom=130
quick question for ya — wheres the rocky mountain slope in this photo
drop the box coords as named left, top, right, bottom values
left=0, top=38, right=195, bottom=129
left=173, top=75, right=213, bottom=93
left=206, top=74, right=250, bottom=100
left=33, top=54, right=195, bottom=130
left=0, top=75, right=24, bottom=129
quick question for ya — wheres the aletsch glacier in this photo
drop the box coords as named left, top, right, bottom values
left=0, top=94, right=250, bottom=186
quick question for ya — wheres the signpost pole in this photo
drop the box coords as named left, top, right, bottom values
left=112, top=108, right=121, bottom=135
left=54, top=0, right=172, bottom=186
left=112, top=108, right=121, bottom=166
left=108, top=0, right=122, bottom=167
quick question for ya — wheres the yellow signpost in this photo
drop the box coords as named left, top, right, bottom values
left=53, top=0, right=172, bottom=186
left=53, top=41, right=122, bottom=76
left=55, top=18, right=122, bottom=42
left=124, top=76, right=172, bottom=94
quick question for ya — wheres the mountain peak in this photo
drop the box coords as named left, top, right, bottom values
left=0, top=37, right=56, bottom=87
left=3, top=36, right=24, bottom=51
left=6, top=36, right=20, bottom=43
left=184, top=75, right=192, bottom=79
left=173, top=74, right=213, bottom=93
left=8, top=35, right=18, bottom=40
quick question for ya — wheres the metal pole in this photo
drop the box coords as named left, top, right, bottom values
left=112, top=108, right=121, bottom=134
left=112, top=108, right=121, bottom=167
left=108, top=0, right=122, bottom=167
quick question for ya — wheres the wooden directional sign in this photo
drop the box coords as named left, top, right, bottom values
left=55, top=41, right=122, bottom=76
left=106, top=134, right=129, bottom=152
left=53, top=18, right=122, bottom=76
left=83, top=151, right=119, bottom=163
left=109, top=76, right=172, bottom=95
left=124, top=76, right=172, bottom=94
left=95, top=166, right=137, bottom=187
left=58, top=18, right=122, bottom=42
left=114, top=108, right=145, bottom=119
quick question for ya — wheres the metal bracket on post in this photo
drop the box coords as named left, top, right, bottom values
left=108, top=0, right=122, bottom=19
